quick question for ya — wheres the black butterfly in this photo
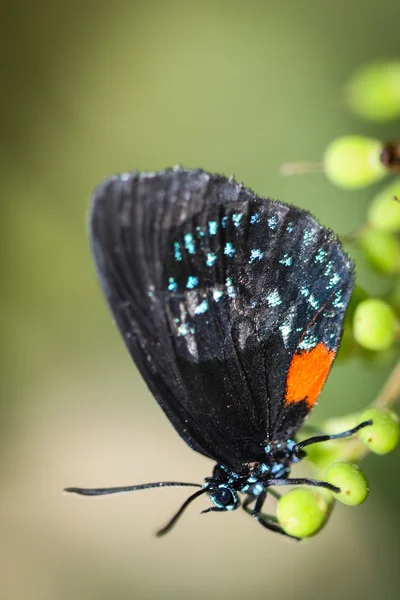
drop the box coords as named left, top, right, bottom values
left=66, top=168, right=370, bottom=539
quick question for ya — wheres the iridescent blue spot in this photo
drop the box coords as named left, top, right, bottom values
left=184, top=233, right=195, bottom=255
left=168, top=277, right=178, bottom=292
left=327, top=273, right=340, bottom=289
left=279, top=323, right=291, bottom=344
left=315, top=248, right=327, bottom=263
left=177, top=323, right=194, bottom=337
left=252, top=483, right=264, bottom=496
left=272, top=463, right=285, bottom=476
left=226, top=278, right=236, bottom=299
left=232, top=213, right=243, bottom=227
left=250, top=212, right=260, bottom=225
left=324, top=261, right=334, bottom=276
left=300, top=285, right=310, bottom=297
left=249, top=248, right=264, bottom=263
left=287, top=439, right=296, bottom=451
left=194, top=300, right=209, bottom=315
left=174, top=242, right=182, bottom=261
left=251, top=300, right=257, bottom=308
left=186, top=276, right=199, bottom=289
left=333, top=291, right=344, bottom=308
left=224, top=242, right=236, bottom=257
left=196, top=226, right=205, bottom=238
left=286, top=222, right=294, bottom=233
left=259, top=464, right=270, bottom=474
left=266, top=290, right=282, bottom=307
left=303, top=230, right=313, bottom=246
left=208, top=221, right=218, bottom=235
left=221, top=216, right=228, bottom=228
left=206, top=252, right=217, bottom=267
left=213, top=289, right=224, bottom=302
left=268, top=215, right=278, bottom=230
left=308, top=294, right=319, bottom=309
left=299, top=333, right=318, bottom=350
left=279, top=253, right=292, bottom=266
left=264, top=444, right=271, bottom=453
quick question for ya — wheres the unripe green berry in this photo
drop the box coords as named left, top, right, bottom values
left=368, top=178, right=400, bottom=232
left=353, top=298, right=397, bottom=351
left=324, top=136, right=387, bottom=189
left=325, top=462, right=369, bottom=506
left=276, top=488, right=328, bottom=538
left=359, top=229, right=400, bottom=274
left=358, top=408, right=400, bottom=455
left=346, top=61, right=400, bottom=122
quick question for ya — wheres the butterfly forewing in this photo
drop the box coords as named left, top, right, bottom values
left=90, top=168, right=354, bottom=470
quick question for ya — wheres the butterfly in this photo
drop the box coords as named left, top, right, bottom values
left=66, top=167, right=370, bottom=538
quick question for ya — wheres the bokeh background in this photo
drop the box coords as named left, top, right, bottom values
left=2, top=1, right=400, bottom=599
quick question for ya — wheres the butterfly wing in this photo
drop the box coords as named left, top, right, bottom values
left=90, top=168, right=354, bottom=471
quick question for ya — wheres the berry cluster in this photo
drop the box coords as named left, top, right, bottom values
left=277, top=59, right=400, bottom=538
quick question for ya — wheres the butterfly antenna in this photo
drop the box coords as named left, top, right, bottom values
left=64, top=481, right=202, bottom=496
left=156, top=488, right=207, bottom=537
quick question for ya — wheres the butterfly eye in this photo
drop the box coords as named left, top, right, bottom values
left=211, top=486, right=238, bottom=510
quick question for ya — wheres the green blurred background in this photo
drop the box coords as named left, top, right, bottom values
left=2, top=1, right=400, bottom=599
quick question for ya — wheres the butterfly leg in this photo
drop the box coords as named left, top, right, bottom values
left=294, top=419, right=372, bottom=453
left=243, top=491, right=300, bottom=540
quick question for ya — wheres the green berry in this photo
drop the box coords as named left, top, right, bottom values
left=368, top=178, right=400, bottom=232
left=359, top=229, right=400, bottom=274
left=276, top=488, right=328, bottom=538
left=358, top=408, right=400, bottom=454
left=325, top=463, right=369, bottom=506
left=353, top=298, right=397, bottom=351
left=324, top=136, right=387, bottom=189
left=346, top=61, right=400, bottom=122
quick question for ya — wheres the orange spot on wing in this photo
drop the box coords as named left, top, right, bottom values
left=285, top=342, right=335, bottom=408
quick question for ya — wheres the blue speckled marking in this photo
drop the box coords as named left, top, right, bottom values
left=224, top=242, right=236, bottom=257
left=266, top=289, right=282, bottom=307
left=286, top=222, right=294, bottom=233
left=264, top=444, right=271, bottom=453
left=194, top=300, right=208, bottom=315
left=249, top=248, right=264, bottom=263
left=186, top=276, right=199, bottom=289
left=213, top=289, right=224, bottom=302
left=221, top=216, right=228, bottom=229
left=174, top=242, right=182, bottom=261
left=226, top=278, right=236, bottom=299
left=308, top=294, right=319, bottom=309
left=303, top=230, right=313, bottom=246
left=177, top=323, right=194, bottom=337
left=184, top=233, right=195, bottom=255
left=279, top=253, right=292, bottom=266
left=206, top=252, right=217, bottom=267
left=232, top=213, right=243, bottom=227
left=315, top=248, right=327, bottom=263
left=208, top=221, right=218, bottom=235
left=324, top=261, right=334, bottom=276
left=168, top=277, right=178, bottom=292
left=333, top=290, right=344, bottom=308
left=300, top=285, right=310, bottom=297
left=252, top=483, right=264, bottom=496
left=251, top=300, right=257, bottom=308
left=299, top=333, right=318, bottom=350
left=327, top=273, right=340, bottom=289
left=268, top=215, right=278, bottom=230
left=196, top=226, right=205, bottom=238
left=250, top=212, right=260, bottom=225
